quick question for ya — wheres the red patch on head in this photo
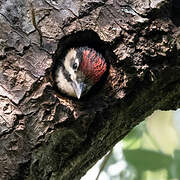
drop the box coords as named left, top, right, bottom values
left=80, top=48, right=107, bottom=83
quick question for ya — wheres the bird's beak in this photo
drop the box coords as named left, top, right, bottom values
left=72, top=80, right=86, bottom=99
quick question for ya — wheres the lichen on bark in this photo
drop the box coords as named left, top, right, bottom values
left=0, top=0, right=179, bottom=180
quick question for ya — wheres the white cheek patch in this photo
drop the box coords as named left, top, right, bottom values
left=55, top=48, right=82, bottom=97
left=55, top=67, right=76, bottom=97
left=64, top=49, right=79, bottom=81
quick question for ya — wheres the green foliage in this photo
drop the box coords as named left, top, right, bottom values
left=123, top=149, right=172, bottom=171
left=81, top=111, right=180, bottom=180
left=121, top=111, right=180, bottom=180
left=94, top=111, right=180, bottom=180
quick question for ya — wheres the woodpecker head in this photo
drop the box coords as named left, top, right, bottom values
left=55, top=47, right=107, bottom=99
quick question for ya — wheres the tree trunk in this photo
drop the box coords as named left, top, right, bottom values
left=0, top=0, right=179, bottom=179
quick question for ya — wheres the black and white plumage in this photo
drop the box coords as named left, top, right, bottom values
left=55, top=47, right=107, bottom=99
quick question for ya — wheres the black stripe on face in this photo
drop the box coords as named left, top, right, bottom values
left=61, top=65, right=72, bottom=82
left=64, top=70, right=72, bottom=82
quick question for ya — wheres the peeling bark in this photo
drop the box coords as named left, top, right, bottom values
left=0, top=0, right=179, bottom=179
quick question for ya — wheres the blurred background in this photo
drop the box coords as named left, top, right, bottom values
left=81, top=109, right=180, bottom=180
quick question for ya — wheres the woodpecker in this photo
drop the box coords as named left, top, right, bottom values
left=55, top=47, right=107, bottom=99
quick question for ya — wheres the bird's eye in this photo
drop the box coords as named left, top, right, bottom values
left=73, top=63, right=78, bottom=70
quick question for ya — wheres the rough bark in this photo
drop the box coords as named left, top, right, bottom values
left=0, top=0, right=179, bottom=179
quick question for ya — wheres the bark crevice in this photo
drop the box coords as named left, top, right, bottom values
left=0, top=0, right=179, bottom=180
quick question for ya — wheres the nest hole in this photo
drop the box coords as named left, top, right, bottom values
left=51, top=30, right=115, bottom=100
